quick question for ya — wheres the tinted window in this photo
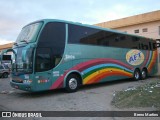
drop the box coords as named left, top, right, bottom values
left=37, top=22, right=65, bottom=69
left=35, top=48, right=51, bottom=72
left=68, top=24, right=102, bottom=45
left=109, top=35, right=140, bottom=49
left=68, top=24, right=156, bottom=51
left=68, top=24, right=134, bottom=48
left=38, top=22, right=65, bottom=53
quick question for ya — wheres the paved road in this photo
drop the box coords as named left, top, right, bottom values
left=0, top=76, right=160, bottom=120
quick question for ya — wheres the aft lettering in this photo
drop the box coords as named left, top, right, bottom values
left=129, top=52, right=141, bottom=63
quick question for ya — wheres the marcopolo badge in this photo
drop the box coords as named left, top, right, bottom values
left=126, top=49, right=144, bottom=66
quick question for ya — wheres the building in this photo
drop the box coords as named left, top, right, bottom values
left=95, top=10, right=160, bottom=75
left=0, top=43, right=13, bottom=64
left=0, top=43, right=13, bottom=53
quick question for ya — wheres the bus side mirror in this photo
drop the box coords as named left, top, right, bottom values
left=22, top=49, right=27, bottom=62
left=22, top=46, right=30, bottom=62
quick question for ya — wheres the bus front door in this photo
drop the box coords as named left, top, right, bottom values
left=34, top=48, right=53, bottom=91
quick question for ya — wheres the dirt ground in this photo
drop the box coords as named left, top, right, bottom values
left=0, top=76, right=160, bottom=120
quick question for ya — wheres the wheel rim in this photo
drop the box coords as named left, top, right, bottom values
left=69, top=78, right=77, bottom=90
left=142, top=71, right=146, bottom=79
left=135, top=71, right=139, bottom=80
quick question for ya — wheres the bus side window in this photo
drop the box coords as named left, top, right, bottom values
left=35, top=48, right=51, bottom=72
left=38, top=22, right=65, bottom=69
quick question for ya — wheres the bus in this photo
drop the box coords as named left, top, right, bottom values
left=9, top=19, right=158, bottom=92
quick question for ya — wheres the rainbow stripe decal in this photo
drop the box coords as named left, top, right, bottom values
left=50, top=58, right=134, bottom=89
left=142, top=50, right=158, bottom=73
left=50, top=50, right=157, bottom=90
left=81, top=59, right=133, bottom=84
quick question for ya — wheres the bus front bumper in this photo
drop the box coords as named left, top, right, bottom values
left=10, top=81, right=33, bottom=92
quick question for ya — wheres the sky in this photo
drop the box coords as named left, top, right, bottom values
left=0, top=0, right=160, bottom=45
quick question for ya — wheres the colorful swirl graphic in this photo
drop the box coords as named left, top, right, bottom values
left=82, top=63, right=133, bottom=84
left=50, top=58, right=134, bottom=89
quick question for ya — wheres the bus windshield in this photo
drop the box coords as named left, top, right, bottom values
left=16, top=22, right=43, bottom=44
left=12, top=47, right=34, bottom=73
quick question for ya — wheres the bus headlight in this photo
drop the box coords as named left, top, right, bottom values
left=24, top=80, right=32, bottom=84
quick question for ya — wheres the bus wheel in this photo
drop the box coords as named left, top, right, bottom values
left=65, top=74, right=80, bottom=93
left=133, top=69, right=141, bottom=80
left=141, top=69, right=147, bottom=80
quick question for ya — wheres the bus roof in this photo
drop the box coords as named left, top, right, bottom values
left=27, top=19, right=154, bottom=40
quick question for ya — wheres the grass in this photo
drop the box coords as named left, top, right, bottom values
left=111, top=80, right=160, bottom=110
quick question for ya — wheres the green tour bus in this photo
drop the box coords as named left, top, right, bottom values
left=9, top=19, right=158, bottom=92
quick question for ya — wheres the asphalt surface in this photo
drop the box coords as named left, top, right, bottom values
left=0, top=76, right=160, bottom=120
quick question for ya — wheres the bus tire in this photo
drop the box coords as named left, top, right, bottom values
left=133, top=69, right=141, bottom=81
left=65, top=74, right=80, bottom=93
left=141, top=69, right=148, bottom=80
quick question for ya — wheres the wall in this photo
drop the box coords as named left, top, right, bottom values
left=95, top=10, right=160, bottom=29
left=0, top=43, right=13, bottom=52
left=115, top=21, right=160, bottom=39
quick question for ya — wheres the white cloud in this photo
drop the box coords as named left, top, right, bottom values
left=84, top=4, right=131, bottom=24
left=0, top=38, right=13, bottom=45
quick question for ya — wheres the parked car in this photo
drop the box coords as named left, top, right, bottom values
left=0, top=64, right=10, bottom=78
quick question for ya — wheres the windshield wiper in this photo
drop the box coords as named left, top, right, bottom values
left=20, top=40, right=28, bottom=44
left=14, top=42, right=18, bottom=46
